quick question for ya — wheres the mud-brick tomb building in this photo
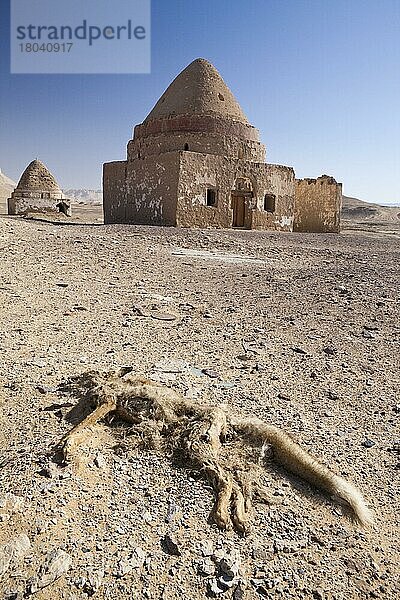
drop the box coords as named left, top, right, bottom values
left=8, top=159, right=71, bottom=217
left=103, top=58, right=342, bottom=232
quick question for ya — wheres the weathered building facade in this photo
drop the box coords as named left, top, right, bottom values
left=8, top=159, right=71, bottom=217
left=103, top=59, right=341, bottom=232
left=294, top=176, right=342, bottom=233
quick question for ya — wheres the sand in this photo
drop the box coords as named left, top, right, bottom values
left=0, top=211, right=399, bottom=599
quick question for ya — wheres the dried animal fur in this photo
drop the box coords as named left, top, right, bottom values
left=56, top=368, right=373, bottom=533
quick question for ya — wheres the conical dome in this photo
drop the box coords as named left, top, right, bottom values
left=16, top=159, right=61, bottom=192
left=145, top=58, right=249, bottom=124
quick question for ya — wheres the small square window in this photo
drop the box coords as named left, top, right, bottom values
left=264, top=194, right=276, bottom=213
left=206, top=188, right=217, bottom=207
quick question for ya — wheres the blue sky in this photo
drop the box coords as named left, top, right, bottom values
left=1, top=0, right=399, bottom=204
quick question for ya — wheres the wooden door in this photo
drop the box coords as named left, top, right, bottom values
left=232, top=195, right=245, bottom=227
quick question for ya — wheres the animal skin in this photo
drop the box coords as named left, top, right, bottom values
left=57, top=368, right=373, bottom=533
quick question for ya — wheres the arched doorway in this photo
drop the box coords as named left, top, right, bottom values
left=231, top=177, right=253, bottom=228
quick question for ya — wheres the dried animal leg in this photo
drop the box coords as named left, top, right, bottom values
left=59, top=397, right=116, bottom=461
left=206, top=461, right=233, bottom=530
left=231, top=471, right=253, bottom=534
left=231, top=482, right=248, bottom=534
left=184, top=407, right=234, bottom=529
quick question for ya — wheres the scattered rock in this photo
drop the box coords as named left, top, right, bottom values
left=189, top=366, right=206, bottom=377
left=200, top=539, right=214, bottom=557
left=206, top=549, right=241, bottom=595
left=116, top=558, right=132, bottom=577
left=323, top=346, right=337, bottom=356
left=150, top=311, right=178, bottom=321
left=37, top=462, right=62, bottom=479
left=291, top=347, right=307, bottom=355
left=208, top=578, right=225, bottom=595
left=85, top=569, right=104, bottom=594
left=162, top=533, right=181, bottom=556
left=233, top=586, right=245, bottom=599
left=94, top=452, right=107, bottom=468
left=202, top=368, right=219, bottom=379
left=36, top=385, right=57, bottom=394
left=7, top=533, right=31, bottom=560
left=198, top=557, right=214, bottom=576
left=0, top=533, right=31, bottom=576
left=0, top=492, right=24, bottom=512
left=219, top=553, right=240, bottom=579
left=130, top=546, right=146, bottom=568
left=27, top=549, right=72, bottom=594
left=362, top=439, right=376, bottom=448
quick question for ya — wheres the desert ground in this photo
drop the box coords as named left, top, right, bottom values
left=0, top=204, right=399, bottom=599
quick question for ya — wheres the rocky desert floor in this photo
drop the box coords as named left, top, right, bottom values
left=0, top=211, right=399, bottom=599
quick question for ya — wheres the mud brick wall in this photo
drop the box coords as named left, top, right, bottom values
left=103, top=154, right=180, bottom=226
left=128, top=131, right=265, bottom=163
left=124, top=153, right=180, bottom=226
left=176, top=154, right=294, bottom=231
left=250, top=164, right=295, bottom=231
left=176, top=153, right=233, bottom=228
left=103, top=161, right=127, bottom=224
left=294, top=176, right=342, bottom=233
left=129, top=114, right=265, bottom=163
left=8, top=196, right=66, bottom=216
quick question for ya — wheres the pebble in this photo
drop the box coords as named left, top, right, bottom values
left=198, top=558, right=214, bottom=576
left=115, top=558, right=132, bottom=577
left=28, top=549, right=72, bottom=593
left=208, top=578, right=226, bottom=595
left=292, top=347, right=307, bottom=355
left=162, top=533, right=181, bottom=556
left=36, top=385, right=57, bottom=394
left=363, top=330, right=374, bottom=339
left=189, top=367, right=206, bottom=377
left=323, top=346, right=337, bottom=356
left=362, top=439, right=376, bottom=448
left=202, top=368, right=219, bottom=379
left=94, top=452, right=107, bottom=468
left=200, top=539, right=214, bottom=557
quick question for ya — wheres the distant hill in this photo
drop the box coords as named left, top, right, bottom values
left=63, top=189, right=102, bottom=204
left=0, top=169, right=16, bottom=202
left=342, top=195, right=400, bottom=223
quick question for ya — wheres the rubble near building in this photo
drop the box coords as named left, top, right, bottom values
left=103, top=58, right=341, bottom=232
left=8, top=159, right=71, bottom=217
